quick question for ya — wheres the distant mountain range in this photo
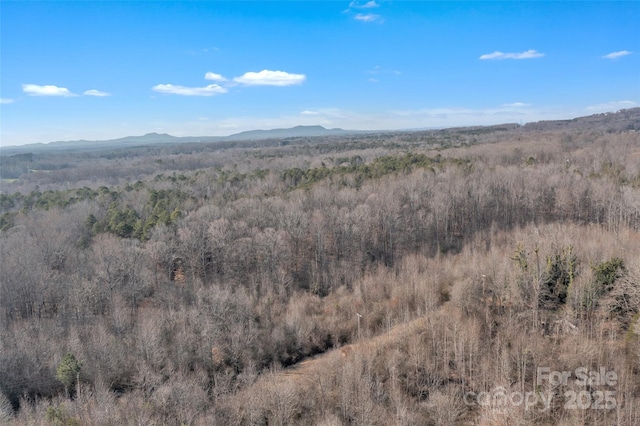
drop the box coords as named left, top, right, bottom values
left=522, top=107, right=640, bottom=132
left=1, top=125, right=353, bottom=154
left=2, top=108, right=639, bottom=155
left=222, top=125, right=351, bottom=141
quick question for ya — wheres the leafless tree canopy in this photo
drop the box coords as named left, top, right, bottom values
left=1, top=109, right=640, bottom=424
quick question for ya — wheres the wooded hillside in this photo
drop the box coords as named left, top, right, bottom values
left=1, top=109, right=640, bottom=425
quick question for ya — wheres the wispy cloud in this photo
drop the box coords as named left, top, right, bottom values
left=366, top=65, right=401, bottom=81
left=602, top=50, right=632, bottom=60
left=152, top=83, right=228, bottom=96
left=503, top=102, right=531, bottom=107
left=350, top=0, right=379, bottom=9
left=84, top=89, right=111, bottom=97
left=299, top=108, right=350, bottom=119
left=22, top=84, right=76, bottom=97
left=0, top=98, right=15, bottom=104
left=233, top=70, right=306, bottom=86
left=186, top=46, right=220, bottom=56
left=345, top=0, right=384, bottom=23
left=354, top=13, right=383, bottom=23
left=479, top=50, right=544, bottom=60
left=586, top=100, right=637, bottom=112
left=153, top=69, right=305, bottom=96
left=205, top=72, right=227, bottom=82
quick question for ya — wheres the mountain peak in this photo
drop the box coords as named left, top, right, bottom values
left=143, top=132, right=171, bottom=137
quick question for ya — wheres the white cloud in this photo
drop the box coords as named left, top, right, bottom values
left=152, top=83, right=228, bottom=96
left=367, top=65, right=393, bottom=74
left=586, top=100, right=638, bottom=112
left=503, top=102, right=531, bottom=107
left=345, top=1, right=384, bottom=22
left=84, top=89, right=111, bottom=97
left=233, top=70, right=306, bottom=86
left=299, top=108, right=349, bottom=119
left=0, top=98, right=15, bottom=104
left=204, top=72, right=227, bottom=82
left=350, top=0, right=379, bottom=8
left=602, top=50, right=632, bottom=59
left=153, top=70, right=305, bottom=96
left=479, top=50, right=544, bottom=60
left=366, top=65, right=401, bottom=80
left=186, top=46, right=221, bottom=56
left=22, top=84, right=76, bottom=97
left=354, top=13, right=383, bottom=23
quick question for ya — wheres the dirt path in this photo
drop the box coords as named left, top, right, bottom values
left=266, top=315, right=430, bottom=384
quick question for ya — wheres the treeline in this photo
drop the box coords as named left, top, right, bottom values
left=0, top=126, right=639, bottom=424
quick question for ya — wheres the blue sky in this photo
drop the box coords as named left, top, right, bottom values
left=1, top=1, right=638, bottom=146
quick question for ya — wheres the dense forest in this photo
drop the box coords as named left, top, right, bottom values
left=1, top=109, right=640, bottom=425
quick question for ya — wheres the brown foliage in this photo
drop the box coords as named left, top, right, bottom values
left=2, top=124, right=640, bottom=424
